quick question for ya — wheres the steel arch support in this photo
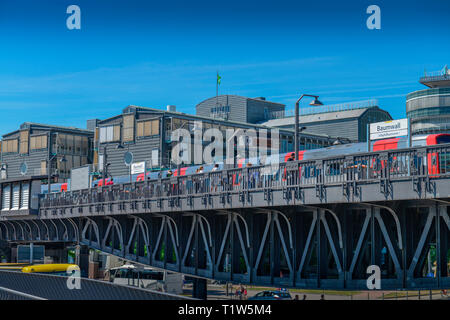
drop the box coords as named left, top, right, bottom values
left=20, top=220, right=33, bottom=240
left=48, top=219, right=59, bottom=241
left=67, top=218, right=80, bottom=243
left=273, top=214, right=294, bottom=275
left=151, top=214, right=180, bottom=266
left=297, top=210, right=318, bottom=278
left=361, top=203, right=403, bottom=250
left=180, top=215, right=197, bottom=266
left=125, top=216, right=151, bottom=259
left=81, top=217, right=100, bottom=248
left=8, top=221, right=22, bottom=240
left=102, top=217, right=124, bottom=255
left=296, top=205, right=343, bottom=250
left=215, top=214, right=232, bottom=271
left=254, top=212, right=271, bottom=274
left=30, top=220, right=42, bottom=241
left=348, top=210, right=371, bottom=277
left=58, top=219, right=69, bottom=241
left=0, top=222, right=8, bottom=240
left=407, top=209, right=434, bottom=279
left=319, top=210, right=343, bottom=274
left=373, top=208, right=402, bottom=280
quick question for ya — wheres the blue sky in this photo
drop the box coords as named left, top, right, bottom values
left=0, top=0, right=449, bottom=133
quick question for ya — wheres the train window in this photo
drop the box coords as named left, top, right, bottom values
left=439, top=153, right=450, bottom=173
left=432, top=156, right=437, bottom=166
left=437, top=135, right=450, bottom=144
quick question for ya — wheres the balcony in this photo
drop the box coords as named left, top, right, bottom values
left=420, top=66, right=450, bottom=88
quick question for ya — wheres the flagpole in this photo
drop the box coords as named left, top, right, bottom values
left=216, top=71, right=219, bottom=107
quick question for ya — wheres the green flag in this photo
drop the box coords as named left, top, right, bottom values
left=217, top=73, right=221, bottom=86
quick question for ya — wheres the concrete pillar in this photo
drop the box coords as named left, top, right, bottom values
left=89, top=261, right=99, bottom=279
left=192, top=278, right=207, bottom=300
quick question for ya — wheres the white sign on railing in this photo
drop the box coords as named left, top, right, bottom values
left=131, top=161, right=146, bottom=175
left=370, top=119, right=408, bottom=140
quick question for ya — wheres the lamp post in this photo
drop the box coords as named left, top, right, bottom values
left=294, top=94, right=323, bottom=160
left=47, top=132, right=66, bottom=195
left=101, top=145, right=112, bottom=185
left=0, top=164, right=6, bottom=180
left=47, top=154, right=66, bottom=195
left=116, top=143, right=132, bottom=183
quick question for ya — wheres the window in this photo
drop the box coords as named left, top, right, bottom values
left=98, top=154, right=104, bottom=172
left=3, top=139, right=18, bottom=153
left=74, top=136, right=81, bottom=155
left=99, top=125, right=120, bottom=143
left=66, top=135, right=74, bottom=154
left=11, top=183, right=20, bottom=210
left=137, top=119, right=159, bottom=137
left=20, top=183, right=29, bottom=209
left=41, top=160, right=47, bottom=175
left=19, top=130, right=29, bottom=154
left=30, top=135, right=48, bottom=151
left=123, top=114, right=135, bottom=142
left=57, top=134, right=67, bottom=153
left=81, top=137, right=88, bottom=156
left=151, top=148, right=159, bottom=167
left=1, top=184, right=11, bottom=210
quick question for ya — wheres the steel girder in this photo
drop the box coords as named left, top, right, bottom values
left=0, top=200, right=449, bottom=290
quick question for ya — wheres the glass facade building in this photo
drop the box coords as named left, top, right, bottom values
left=407, top=67, right=450, bottom=135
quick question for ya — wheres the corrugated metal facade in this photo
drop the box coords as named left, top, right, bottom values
left=196, top=95, right=248, bottom=122
left=272, top=118, right=362, bottom=142
left=97, top=105, right=335, bottom=177
left=196, top=95, right=285, bottom=124
left=262, top=107, right=392, bottom=142
left=0, top=123, right=94, bottom=181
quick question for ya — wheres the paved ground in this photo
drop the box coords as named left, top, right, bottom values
left=183, top=284, right=450, bottom=300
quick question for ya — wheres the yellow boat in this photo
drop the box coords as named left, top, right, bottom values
left=21, top=263, right=79, bottom=274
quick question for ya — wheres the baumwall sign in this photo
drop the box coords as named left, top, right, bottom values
left=131, top=161, right=146, bottom=175
left=369, top=119, right=408, bottom=140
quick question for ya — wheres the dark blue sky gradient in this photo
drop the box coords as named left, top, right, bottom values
left=0, top=0, right=449, bottom=132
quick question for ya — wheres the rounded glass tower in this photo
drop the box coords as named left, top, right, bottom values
left=407, top=65, right=450, bottom=135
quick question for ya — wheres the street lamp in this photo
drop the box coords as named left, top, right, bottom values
left=294, top=94, right=323, bottom=160
left=116, top=143, right=132, bottom=183
left=100, top=143, right=124, bottom=185
left=101, top=144, right=113, bottom=186
left=47, top=155, right=66, bottom=195
left=0, top=164, right=7, bottom=180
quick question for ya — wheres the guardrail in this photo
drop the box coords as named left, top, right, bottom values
left=39, top=143, right=450, bottom=210
left=266, top=99, right=379, bottom=120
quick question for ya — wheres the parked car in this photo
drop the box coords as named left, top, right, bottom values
left=248, top=290, right=292, bottom=300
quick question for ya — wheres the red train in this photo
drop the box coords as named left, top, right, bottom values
left=45, top=133, right=450, bottom=193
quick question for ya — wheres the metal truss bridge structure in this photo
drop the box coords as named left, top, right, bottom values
left=1, top=143, right=449, bottom=290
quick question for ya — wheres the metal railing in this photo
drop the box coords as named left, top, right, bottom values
left=265, top=99, right=379, bottom=120
left=40, top=143, right=450, bottom=210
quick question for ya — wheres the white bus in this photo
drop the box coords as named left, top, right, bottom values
left=106, top=264, right=183, bottom=295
